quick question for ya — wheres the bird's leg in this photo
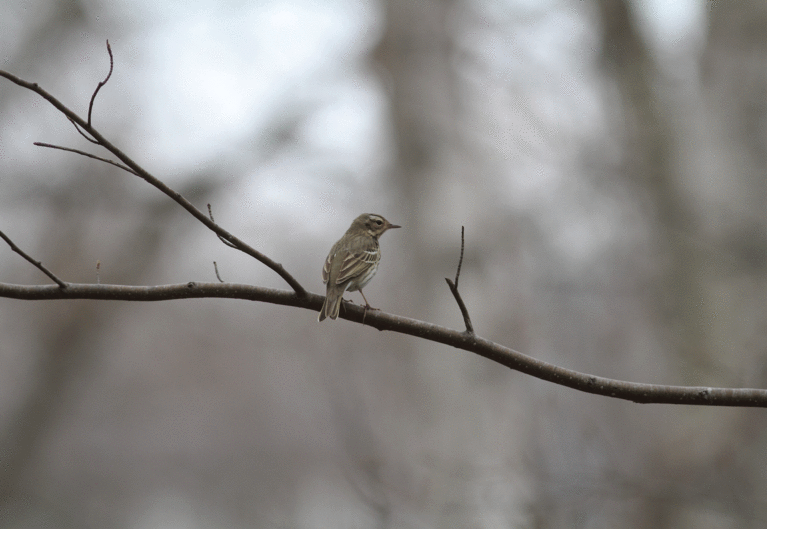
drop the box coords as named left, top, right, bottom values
left=358, top=290, right=379, bottom=311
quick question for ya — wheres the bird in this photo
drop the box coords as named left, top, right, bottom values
left=318, top=213, right=401, bottom=321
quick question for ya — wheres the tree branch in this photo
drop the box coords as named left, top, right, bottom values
left=0, top=54, right=766, bottom=410
left=0, top=67, right=307, bottom=297
left=0, top=280, right=767, bottom=408
left=0, top=230, right=68, bottom=289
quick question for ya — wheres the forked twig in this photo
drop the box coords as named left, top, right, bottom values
left=445, top=226, right=474, bottom=334
left=68, top=39, right=115, bottom=144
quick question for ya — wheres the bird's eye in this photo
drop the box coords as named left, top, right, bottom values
left=375, top=220, right=383, bottom=226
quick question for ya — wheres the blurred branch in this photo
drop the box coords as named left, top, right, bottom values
left=0, top=280, right=767, bottom=408
left=445, top=226, right=474, bottom=334
left=0, top=65, right=307, bottom=297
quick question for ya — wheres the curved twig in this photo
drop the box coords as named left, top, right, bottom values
left=88, top=40, right=113, bottom=129
left=213, top=261, right=225, bottom=283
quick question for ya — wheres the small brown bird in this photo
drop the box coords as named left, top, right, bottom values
left=318, top=213, right=401, bottom=321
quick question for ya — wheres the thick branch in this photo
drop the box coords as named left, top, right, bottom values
left=0, top=69, right=307, bottom=297
left=0, top=281, right=767, bottom=408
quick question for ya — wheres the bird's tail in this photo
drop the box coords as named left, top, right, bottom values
left=318, top=292, right=344, bottom=321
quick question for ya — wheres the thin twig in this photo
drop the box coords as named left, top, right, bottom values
left=88, top=40, right=113, bottom=129
left=0, top=230, right=68, bottom=289
left=445, top=226, right=474, bottom=334
left=34, top=142, right=137, bottom=175
left=454, top=226, right=464, bottom=288
left=68, top=117, right=98, bottom=144
left=213, top=261, right=225, bottom=283
left=207, top=204, right=237, bottom=248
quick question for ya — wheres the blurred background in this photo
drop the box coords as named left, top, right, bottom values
left=0, top=0, right=766, bottom=527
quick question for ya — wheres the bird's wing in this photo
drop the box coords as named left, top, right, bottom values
left=322, top=252, right=331, bottom=284
left=334, top=236, right=380, bottom=286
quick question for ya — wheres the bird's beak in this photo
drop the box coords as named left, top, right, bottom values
left=388, top=223, right=401, bottom=230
